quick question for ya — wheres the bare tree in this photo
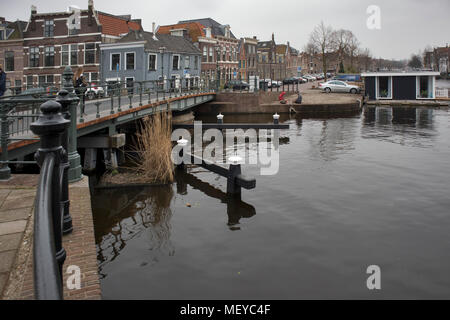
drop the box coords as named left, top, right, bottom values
left=358, top=48, right=372, bottom=72
left=331, top=29, right=352, bottom=72
left=308, top=21, right=334, bottom=81
left=346, top=33, right=360, bottom=70
left=408, top=54, right=423, bottom=69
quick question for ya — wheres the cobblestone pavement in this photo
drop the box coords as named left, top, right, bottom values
left=0, top=175, right=101, bottom=300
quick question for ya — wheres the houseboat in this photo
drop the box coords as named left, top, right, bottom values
left=362, top=71, right=440, bottom=101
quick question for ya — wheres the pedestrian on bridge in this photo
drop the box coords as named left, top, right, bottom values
left=0, top=64, right=6, bottom=97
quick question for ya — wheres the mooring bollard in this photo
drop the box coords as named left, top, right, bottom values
left=227, top=155, right=243, bottom=194
left=217, top=113, right=224, bottom=124
left=273, top=113, right=280, bottom=125
left=177, top=138, right=188, bottom=170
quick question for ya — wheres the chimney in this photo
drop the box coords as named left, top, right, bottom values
left=88, top=0, right=94, bottom=26
left=253, top=36, right=257, bottom=40
left=152, top=22, right=156, bottom=34
left=31, top=5, right=37, bottom=15
left=272, top=33, right=274, bottom=42
left=0, top=17, right=5, bottom=24
left=205, top=27, right=211, bottom=38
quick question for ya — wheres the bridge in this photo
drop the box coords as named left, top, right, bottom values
left=0, top=66, right=216, bottom=182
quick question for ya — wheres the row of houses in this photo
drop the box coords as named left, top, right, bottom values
left=0, top=0, right=307, bottom=93
left=423, top=45, right=449, bottom=76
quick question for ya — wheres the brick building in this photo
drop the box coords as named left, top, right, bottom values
left=424, top=45, right=449, bottom=76
left=22, top=0, right=142, bottom=90
left=0, top=17, right=27, bottom=93
left=178, top=18, right=239, bottom=82
left=257, top=33, right=288, bottom=81
left=237, top=36, right=258, bottom=81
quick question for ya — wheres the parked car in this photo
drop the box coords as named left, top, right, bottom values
left=85, top=83, right=105, bottom=100
left=319, top=80, right=361, bottom=94
left=283, top=77, right=299, bottom=84
left=271, top=80, right=282, bottom=88
left=224, top=80, right=250, bottom=91
left=297, top=76, right=308, bottom=83
left=303, top=75, right=316, bottom=82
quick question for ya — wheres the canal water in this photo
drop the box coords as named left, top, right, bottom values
left=91, top=106, right=450, bottom=299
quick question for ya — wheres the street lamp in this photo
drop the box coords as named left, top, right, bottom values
left=159, top=46, right=166, bottom=91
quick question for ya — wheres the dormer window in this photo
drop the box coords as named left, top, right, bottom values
left=44, top=20, right=54, bottom=37
left=0, top=29, right=5, bottom=40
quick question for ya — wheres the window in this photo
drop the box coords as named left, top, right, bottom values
left=172, top=55, right=180, bottom=70
left=0, top=30, right=5, bottom=40
left=209, top=47, right=213, bottom=61
left=38, top=75, right=54, bottom=88
left=377, top=76, right=392, bottom=99
left=29, top=47, right=39, bottom=67
left=148, top=54, right=157, bottom=70
left=38, top=75, right=45, bottom=87
left=111, top=53, right=120, bottom=71
left=5, top=51, right=14, bottom=71
left=417, top=76, right=433, bottom=99
left=194, top=56, right=198, bottom=70
left=27, top=75, right=33, bottom=89
left=126, top=52, right=135, bottom=70
left=61, top=45, right=69, bottom=66
left=202, top=47, right=207, bottom=62
left=90, top=72, right=98, bottom=83
left=44, top=20, right=54, bottom=37
left=44, top=46, right=55, bottom=66
left=70, top=44, right=78, bottom=65
left=85, top=43, right=95, bottom=64
left=185, top=56, right=190, bottom=69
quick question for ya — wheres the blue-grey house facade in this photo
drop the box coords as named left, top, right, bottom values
left=99, top=30, right=202, bottom=90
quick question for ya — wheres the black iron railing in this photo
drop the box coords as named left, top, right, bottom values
left=31, top=100, right=69, bottom=300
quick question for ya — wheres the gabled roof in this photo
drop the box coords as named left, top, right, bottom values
left=276, top=44, right=287, bottom=55
left=177, top=18, right=236, bottom=39
left=97, top=12, right=142, bottom=37
left=157, top=22, right=205, bottom=42
left=117, top=31, right=201, bottom=54
left=0, top=20, right=27, bottom=40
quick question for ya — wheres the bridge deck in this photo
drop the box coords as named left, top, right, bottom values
left=2, top=91, right=215, bottom=160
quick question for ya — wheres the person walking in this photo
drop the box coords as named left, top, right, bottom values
left=0, top=64, right=6, bottom=97
left=75, top=70, right=87, bottom=115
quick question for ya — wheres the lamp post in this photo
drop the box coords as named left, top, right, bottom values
left=159, top=46, right=166, bottom=92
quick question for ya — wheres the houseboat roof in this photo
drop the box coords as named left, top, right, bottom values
left=361, top=71, right=440, bottom=77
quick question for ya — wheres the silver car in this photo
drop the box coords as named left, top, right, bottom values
left=319, top=80, right=360, bottom=94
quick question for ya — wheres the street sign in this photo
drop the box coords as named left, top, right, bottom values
left=233, top=71, right=237, bottom=77
left=297, top=66, right=302, bottom=72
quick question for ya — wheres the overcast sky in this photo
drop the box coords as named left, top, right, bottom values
left=2, top=0, right=449, bottom=60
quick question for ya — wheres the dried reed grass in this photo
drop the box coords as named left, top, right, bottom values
left=128, top=111, right=174, bottom=184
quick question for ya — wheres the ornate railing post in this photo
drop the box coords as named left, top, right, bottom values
left=31, top=100, right=69, bottom=299
left=0, top=103, right=11, bottom=180
left=60, top=66, right=82, bottom=183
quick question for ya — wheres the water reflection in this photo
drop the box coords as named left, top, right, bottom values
left=92, top=185, right=174, bottom=278
left=176, top=169, right=256, bottom=230
left=362, top=106, right=436, bottom=147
